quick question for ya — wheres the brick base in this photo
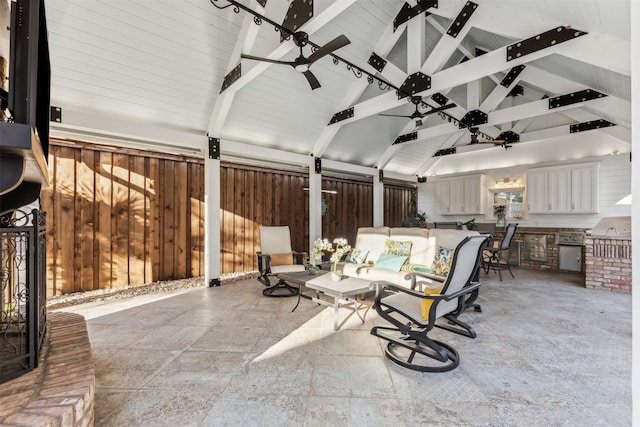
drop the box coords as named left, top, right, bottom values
left=584, top=237, right=632, bottom=294
left=0, top=312, right=95, bottom=426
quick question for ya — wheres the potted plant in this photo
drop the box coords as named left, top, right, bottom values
left=329, top=238, right=351, bottom=281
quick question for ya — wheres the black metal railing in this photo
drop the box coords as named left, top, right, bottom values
left=0, top=208, right=47, bottom=384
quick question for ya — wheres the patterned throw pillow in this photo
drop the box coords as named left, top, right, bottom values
left=432, top=246, right=454, bottom=276
left=383, top=239, right=412, bottom=257
left=347, top=248, right=369, bottom=264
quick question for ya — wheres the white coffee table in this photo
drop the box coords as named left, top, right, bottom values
left=305, top=274, right=373, bottom=331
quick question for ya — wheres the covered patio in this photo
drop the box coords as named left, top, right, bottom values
left=57, top=269, right=631, bottom=426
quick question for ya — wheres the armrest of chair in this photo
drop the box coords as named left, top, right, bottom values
left=443, top=282, right=481, bottom=302
left=371, top=280, right=447, bottom=301
left=256, top=251, right=271, bottom=274
left=403, top=271, right=446, bottom=291
left=292, top=250, right=308, bottom=265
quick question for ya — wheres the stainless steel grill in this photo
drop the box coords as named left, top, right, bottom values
left=556, top=232, right=585, bottom=246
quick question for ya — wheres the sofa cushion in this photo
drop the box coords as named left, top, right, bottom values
left=391, top=228, right=433, bottom=265
left=374, top=253, right=408, bottom=272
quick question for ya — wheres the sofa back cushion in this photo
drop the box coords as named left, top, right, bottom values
left=390, top=228, right=433, bottom=265
left=354, top=227, right=391, bottom=264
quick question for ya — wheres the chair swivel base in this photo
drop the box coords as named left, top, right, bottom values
left=371, top=326, right=460, bottom=372
left=262, top=280, right=299, bottom=298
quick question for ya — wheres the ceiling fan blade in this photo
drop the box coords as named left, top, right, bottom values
left=302, top=70, right=321, bottom=90
left=307, top=34, right=351, bottom=64
left=419, top=103, right=456, bottom=117
left=241, top=54, right=293, bottom=66
left=480, top=139, right=506, bottom=145
left=379, top=113, right=411, bottom=118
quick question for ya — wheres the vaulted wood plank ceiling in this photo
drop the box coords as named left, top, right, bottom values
left=46, top=0, right=631, bottom=179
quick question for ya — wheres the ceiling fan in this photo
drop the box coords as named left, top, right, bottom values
left=466, top=127, right=510, bottom=149
left=379, top=97, right=456, bottom=127
left=241, top=31, right=350, bottom=90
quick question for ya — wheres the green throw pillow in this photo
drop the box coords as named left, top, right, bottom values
left=374, top=253, right=408, bottom=272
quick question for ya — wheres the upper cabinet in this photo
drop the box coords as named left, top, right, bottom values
left=436, top=174, right=485, bottom=215
left=527, top=163, right=599, bottom=214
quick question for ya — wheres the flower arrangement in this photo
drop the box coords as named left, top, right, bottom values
left=330, top=238, right=351, bottom=272
left=310, top=237, right=351, bottom=272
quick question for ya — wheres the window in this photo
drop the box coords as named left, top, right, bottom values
left=491, top=189, right=524, bottom=219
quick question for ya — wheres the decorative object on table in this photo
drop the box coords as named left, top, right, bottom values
left=494, top=205, right=507, bottom=227
left=330, top=238, right=351, bottom=281
left=310, top=238, right=333, bottom=265
left=310, top=237, right=351, bottom=280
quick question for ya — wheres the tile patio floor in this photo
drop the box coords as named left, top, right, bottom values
left=56, top=269, right=632, bottom=426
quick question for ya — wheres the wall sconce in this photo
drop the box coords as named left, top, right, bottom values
left=493, top=177, right=521, bottom=188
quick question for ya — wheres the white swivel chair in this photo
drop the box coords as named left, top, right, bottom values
left=257, top=226, right=307, bottom=297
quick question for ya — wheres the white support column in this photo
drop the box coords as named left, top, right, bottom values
left=308, top=158, right=323, bottom=252
left=467, top=79, right=481, bottom=110
left=373, top=171, right=384, bottom=227
left=630, top=0, right=639, bottom=424
left=204, top=140, right=221, bottom=287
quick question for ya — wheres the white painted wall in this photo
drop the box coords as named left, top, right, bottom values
left=418, top=153, right=631, bottom=229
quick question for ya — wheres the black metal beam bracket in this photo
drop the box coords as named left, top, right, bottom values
left=393, top=0, right=438, bottom=32
left=548, top=89, right=607, bottom=109
left=434, top=147, right=456, bottom=157
left=398, top=72, right=431, bottom=97
left=393, top=132, right=418, bottom=145
left=459, top=109, right=488, bottom=128
left=500, top=65, right=526, bottom=88
left=506, top=26, right=587, bottom=61
left=368, top=52, right=387, bottom=72
left=446, top=1, right=478, bottom=38
left=569, top=119, right=615, bottom=133
left=220, top=64, right=241, bottom=93
left=209, top=137, right=220, bottom=159
left=328, top=107, right=354, bottom=125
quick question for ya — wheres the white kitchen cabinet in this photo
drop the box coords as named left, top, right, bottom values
left=548, top=168, right=572, bottom=213
left=436, top=174, right=485, bottom=215
left=571, top=164, right=599, bottom=213
left=527, top=162, right=599, bottom=214
left=527, top=169, right=548, bottom=213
